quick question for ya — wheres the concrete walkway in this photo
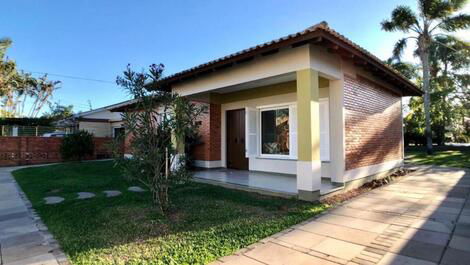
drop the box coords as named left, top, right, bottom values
left=212, top=166, right=470, bottom=265
left=0, top=166, right=68, bottom=265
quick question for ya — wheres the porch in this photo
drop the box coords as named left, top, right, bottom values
left=193, top=169, right=343, bottom=198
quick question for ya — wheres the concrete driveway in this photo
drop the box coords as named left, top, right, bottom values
left=212, top=166, right=470, bottom=265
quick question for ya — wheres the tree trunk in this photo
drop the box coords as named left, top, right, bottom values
left=422, top=50, right=433, bottom=154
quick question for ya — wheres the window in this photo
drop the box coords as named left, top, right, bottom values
left=261, top=108, right=289, bottom=155
left=113, top=127, right=125, bottom=139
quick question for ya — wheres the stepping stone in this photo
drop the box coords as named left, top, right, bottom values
left=44, top=196, right=64, bottom=205
left=103, top=190, right=122, bottom=197
left=128, top=186, right=145, bottom=192
left=77, top=192, right=95, bottom=199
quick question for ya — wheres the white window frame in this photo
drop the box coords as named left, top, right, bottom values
left=257, top=103, right=294, bottom=159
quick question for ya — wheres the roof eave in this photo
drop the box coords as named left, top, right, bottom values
left=152, top=23, right=422, bottom=97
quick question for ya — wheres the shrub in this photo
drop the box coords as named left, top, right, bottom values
left=60, top=130, right=94, bottom=161
left=114, top=64, right=205, bottom=215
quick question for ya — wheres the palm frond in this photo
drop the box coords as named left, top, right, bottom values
left=419, top=0, right=455, bottom=19
left=439, top=13, right=470, bottom=31
left=392, top=38, right=409, bottom=60
left=449, top=0, right=468, bottom=10
left=381, top=5, right=419, bottom=32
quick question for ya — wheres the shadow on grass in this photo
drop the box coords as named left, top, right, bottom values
left=405, top=148, right=470, bottom=168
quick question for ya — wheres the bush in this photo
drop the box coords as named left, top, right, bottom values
left=114, top=64, right=205, bottom=215
left=60, top=130, right=94, bottom=161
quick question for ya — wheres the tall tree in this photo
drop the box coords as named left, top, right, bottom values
left=381, top=0, right=470, bottom=154
left=0, top=38, right=60, bottom=117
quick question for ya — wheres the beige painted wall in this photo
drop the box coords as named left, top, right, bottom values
left=342, top=60, right=403, bottom=96
left=173, top=46, right=311, bottom=96
left=79, top=122, right=112, bottom=137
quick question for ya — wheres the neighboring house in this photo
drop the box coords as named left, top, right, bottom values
left=57, top=101, right=129, bottom=137
left=112, top=22, right=422, bottom=201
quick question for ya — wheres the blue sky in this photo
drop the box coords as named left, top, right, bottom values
left=1, top=0, right=466, bottom=113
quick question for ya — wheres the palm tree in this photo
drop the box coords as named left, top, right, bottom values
left=381, top=0, right=470, bottom=154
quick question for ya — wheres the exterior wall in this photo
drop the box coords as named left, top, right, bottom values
left=191, top=102, right=222, bottom=167
left=82, top=109, right=122, bottom=120
left=79, top=121, right=112, bottom=137
left=309, top=45, right=342, bottom=79
left=343, top=74, right=404, bottom=172
left=0, top=137, right=113, bottom=167
left=173, top=46, right=311, bottom=96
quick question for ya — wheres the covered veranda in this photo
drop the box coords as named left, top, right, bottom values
left=193, top=168, right=343, bottom=198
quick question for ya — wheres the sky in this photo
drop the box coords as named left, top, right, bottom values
left=2, top=0, right=469, bottom=114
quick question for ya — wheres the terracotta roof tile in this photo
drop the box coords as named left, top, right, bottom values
left=158, top=21, right=421, bottom=96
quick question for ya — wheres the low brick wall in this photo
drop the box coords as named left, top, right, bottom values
left=0, top=137, right=113, bottom=167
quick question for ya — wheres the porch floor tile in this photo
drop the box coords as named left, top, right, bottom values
left=193, top=168, right=339, bottom=195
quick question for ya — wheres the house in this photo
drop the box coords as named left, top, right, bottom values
left=57, top=101, right=130, bottom=137
left=111, top=22, right=422, bottom=201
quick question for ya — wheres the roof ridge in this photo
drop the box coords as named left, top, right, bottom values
left=305, top=21, right=329, bottom=31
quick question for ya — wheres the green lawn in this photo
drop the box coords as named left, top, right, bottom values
left=13, top=161, right=326, bottom=265
left=405, top=147, right=470, bottom=168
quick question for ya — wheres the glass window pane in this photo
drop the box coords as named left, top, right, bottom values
left=261, top=108, right=289, bottom=155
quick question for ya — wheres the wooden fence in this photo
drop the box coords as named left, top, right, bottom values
left=0, top=137, right=113, bottom=167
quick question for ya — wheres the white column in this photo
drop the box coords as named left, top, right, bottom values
left=329, top=78, right=346, bottom=184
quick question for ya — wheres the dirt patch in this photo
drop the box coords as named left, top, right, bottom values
left=321, top=168, right=412, bottom=206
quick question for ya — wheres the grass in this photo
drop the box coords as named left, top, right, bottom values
left=405, top=146, right=470, bottom=168
left=13, top=161, right=327, bottom=265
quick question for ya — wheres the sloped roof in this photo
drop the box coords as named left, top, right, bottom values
left=155, top=21, right=422, bottom=96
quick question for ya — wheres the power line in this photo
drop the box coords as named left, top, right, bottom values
left=23, top=70, right=116, bottom=84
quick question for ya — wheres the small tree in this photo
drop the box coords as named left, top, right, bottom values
left=114, top=64, right=205, bottom=215
left=60, top=130, right=94, bottom=161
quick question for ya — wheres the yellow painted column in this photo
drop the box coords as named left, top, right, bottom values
left=296, top=69, right=321, bottom=201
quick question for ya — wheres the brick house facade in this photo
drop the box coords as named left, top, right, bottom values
left=111, top=22, right=421, bottom=201
left=344, top=74, right=403, bottom=171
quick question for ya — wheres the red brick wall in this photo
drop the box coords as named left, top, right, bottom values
left=0, top=137, right=113, bottom=167
left=344, top=75, right=403, bottom=170
left=191, top=102, right=221, bottom=161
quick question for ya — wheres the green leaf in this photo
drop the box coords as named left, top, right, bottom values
left=381, top=6, right=418, bottom=32
left=439, top=14, right=470, bottom=31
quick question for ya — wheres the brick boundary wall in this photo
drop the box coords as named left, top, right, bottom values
left=0, top=137, right=113, bottom=167
left=344, top=74, right=403, bottom=171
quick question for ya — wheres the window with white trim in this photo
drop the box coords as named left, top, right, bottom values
left=260, top=107, right=290, bottom=156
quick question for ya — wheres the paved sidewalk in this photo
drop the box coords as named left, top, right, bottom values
left=212, top=166, right=470, bottom=265
left=0, top=166, right=68, bottom=265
